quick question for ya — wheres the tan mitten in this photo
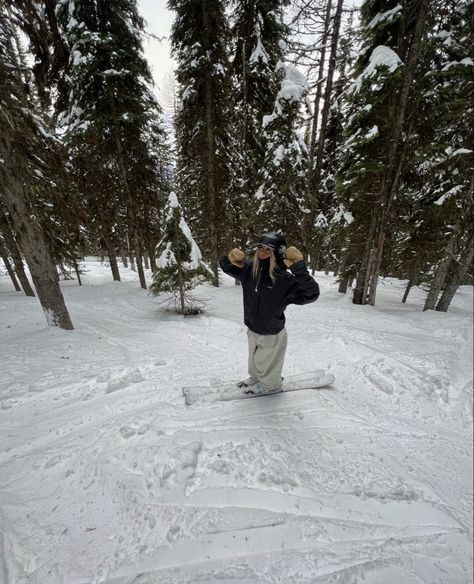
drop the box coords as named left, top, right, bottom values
left=283, top=246, right=304, bottom=267
left=228, top=248, right=245, bottom=267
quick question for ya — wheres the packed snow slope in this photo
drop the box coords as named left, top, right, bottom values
left=0, top=259, right=472, bottom=584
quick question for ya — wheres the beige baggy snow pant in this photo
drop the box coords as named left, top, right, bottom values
left=247, top=328, right=288, bottom=390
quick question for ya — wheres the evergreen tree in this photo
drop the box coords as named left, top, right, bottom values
left=337, top=0, right=429, bottom=306
left=0, top=7, right=74, bottom=329
left=229, top=0, right=290, bottom=245
left=256, top=62, right=309, bottom=243
left=302, top=0, right=344, bottom=259
left=150, top=192, right=213, bottom=315
left=4, top=1, right=85, bottom=283
left=399, top=0, right=473, bottom=310
left=6, top=0, right=70, bottom=113
left=169, top=0, right=232, bottom=285
left=311, top=10, right=358, bottom=275
left=58, top=0, right=169, bottom=288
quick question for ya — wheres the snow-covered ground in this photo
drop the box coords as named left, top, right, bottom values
left=0, top=259, right=472, bottom=584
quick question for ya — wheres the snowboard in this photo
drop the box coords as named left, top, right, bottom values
left=182, top=370, right=335, bottom=405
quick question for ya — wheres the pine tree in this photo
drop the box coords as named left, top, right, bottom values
left=229, top=0, right=290, bottom=245
left=337, top=0, right=429, bottom=306
left=4, top=1, right=85, bottom=284
left=256, top=62, right=309, bottom=243
left=169, top=0, right=232, bottom=285
left=310, top=9, right=358, bottom=275
left=150, top=192, right=213, bottom=315
left=58, top=0, right=169, bottom=288
left=302, top=0, right=344, bottom=259
left=0, top=7, right=74, bottom=329
left=397, top=0, right=473, bottom=309
left=6, top=0, right=70, bottom=112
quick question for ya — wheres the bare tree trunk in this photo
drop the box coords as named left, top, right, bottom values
left=0, top=213, right=35, bottom=295
left=177, top=258, right=186, bottom=315
left=367, top=231, right=385, bottom=305
left=0, top=248, right=21, bottom=291
left=129, top=240, right=136, bottom=272
left=303, top=0, right=344, bottom=256
left=353, top=227, right=373, bottom=304
left=106, top=82, right=145, bottom=289
left=424, top=260, right=450, bottom=311
left=121, top=251, right=128, bottom=268
left=402, top=258, right=419, bottom=303
left=337, top=243, right=352, bottom=293
left=423, top=224, right=461, bottom=311
left=143, top=254, right=150, bottom=270
left=74, top=259, right=83, bottom=286
left=337, top=276, right=349, bottom=294
left=148, top=245, right=157, bottom=272
left=203, top=0, right=219, bottom=287
left=302, top=0, right=332, bottom=255
left=103, top=235, right=121, bottom=281
left=135, top=240, right=147, bottom=290
left=314, top=0, right=344, bottom=188
left=436, top=235, right=473, bottom=312
left=0, top=175, right=74, bottom=329
left=402, top=280, right=414, bottom=304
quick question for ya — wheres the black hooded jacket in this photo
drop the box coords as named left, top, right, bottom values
left=219, top=255, right=320, bottom=335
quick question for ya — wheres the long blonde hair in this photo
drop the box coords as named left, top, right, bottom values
left=252, top=250, right=277, bottom=284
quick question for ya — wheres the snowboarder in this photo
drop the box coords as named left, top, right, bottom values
left=219, top=232, right=320, bottom=395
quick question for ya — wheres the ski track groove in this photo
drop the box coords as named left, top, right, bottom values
left=95, top=527, right=457, bottom=584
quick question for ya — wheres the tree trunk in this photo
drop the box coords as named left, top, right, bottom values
left=203, top=0, right=219, bottom=287
left=423, top=224, right=461, bottom=311
left=121, top=251, right=128, bottom=268
left=177, top=258, right=186, bottom=315
left=424, top=261, right=450, bottom=311
left=367, top=231, right=385, bottom=305
left=303, top=0, right=344, bottom=257
left=338, top=276, right=349, bottom=294
left=402, top=280, right=413, bottom=304
left=143, top=254, right=150, bottom=270
left=106, top=82, right=145, bottom=288
left=0, top=213, right=35, bottom=296
left=59, top=261, right=74, bottom=280
left=336, top=243, right=354, bottom=294
left=0, top=174, right=74, bottom=329
left=129, top=242, right=136, bottom=271
left=436, top=235, right=473, bottom=312
left=135, top=240, right=147, bottom=290
left=148, top=245, right=157, bottom=272
left=353, top=230, right=373, bottom=304
left=0, top=249, right=21, bottom=291
left=74, top=259, right=83, bottom=286
left=402, top=258, right=419, bottom=303
left=314, top=0, right=344, bottom=191
left=302, top=0, right=333, bottom=255
left=103, top=234, right=121, bottom=281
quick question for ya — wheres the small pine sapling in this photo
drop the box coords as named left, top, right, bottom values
left=150, top=192, right=213, bottom=314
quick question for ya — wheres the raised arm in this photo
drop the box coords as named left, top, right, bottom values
left=284, top=247, right=320, bottom=305
left=219, top=248, right=247, bottom=281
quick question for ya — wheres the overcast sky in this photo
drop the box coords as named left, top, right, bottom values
left=139, top=0, right=176, bottom=94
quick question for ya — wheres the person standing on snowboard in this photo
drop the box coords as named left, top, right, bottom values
left=219, top=232, right=320, bottom=395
